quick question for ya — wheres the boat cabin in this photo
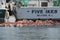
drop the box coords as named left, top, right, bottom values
left=0, top=0, right=7, bottom=23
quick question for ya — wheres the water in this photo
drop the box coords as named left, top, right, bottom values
left=0, top=26, right=60, bottom=40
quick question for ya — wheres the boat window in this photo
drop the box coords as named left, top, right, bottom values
left=41, top=2, right=48, bottom=7
left=6, top=0, right=10, bottom=3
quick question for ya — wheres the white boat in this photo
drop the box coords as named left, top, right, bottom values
left=14, top=0, right=60, bottom=20
left=0, top=0, right=15, bottom=23
left=0, top=0, right=8, bottom=23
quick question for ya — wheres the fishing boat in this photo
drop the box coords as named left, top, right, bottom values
left=13, top=0, right=60, bottom=21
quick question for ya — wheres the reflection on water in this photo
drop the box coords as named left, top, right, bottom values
left=0, top=26, right=60, bottom=40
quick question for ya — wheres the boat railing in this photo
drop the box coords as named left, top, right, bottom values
left=16, top=6, right=60, bottom=8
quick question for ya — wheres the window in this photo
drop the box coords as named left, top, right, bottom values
left=6, top=0, right=10, bottom=3
left=41, top=2, right=48, bottom=7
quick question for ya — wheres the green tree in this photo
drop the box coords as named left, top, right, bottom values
left=58, top=0, right=60, bottom=6
left=53, top=1, right=59, bottom=6
left=21, top=0, right=29, bottom=6
left=24, top=0, right=29, bottom=6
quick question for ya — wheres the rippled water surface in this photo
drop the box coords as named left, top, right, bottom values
left=0, top=26, right=60, bottom=40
